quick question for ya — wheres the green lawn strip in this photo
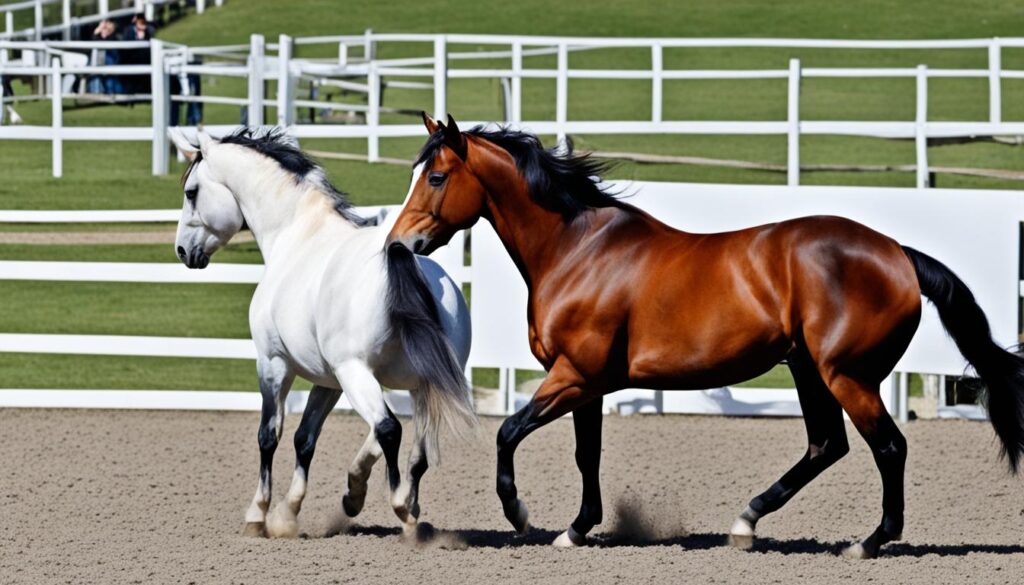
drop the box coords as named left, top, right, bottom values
left=0, top=241, right=263, bottom=263
left=0, top=280, right=254, bottom=338
left=0, top=352, right=318, bottom=391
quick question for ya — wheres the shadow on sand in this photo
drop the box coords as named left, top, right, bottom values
left=337, top=524, right=1024, bottom=557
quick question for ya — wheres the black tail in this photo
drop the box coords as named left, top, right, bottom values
left=904, top=246, right=1024, bottom=473
left=384, top=242, right=476, bottom=461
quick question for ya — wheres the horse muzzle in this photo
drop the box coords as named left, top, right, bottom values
left=177, top=245, right=210, bottom=269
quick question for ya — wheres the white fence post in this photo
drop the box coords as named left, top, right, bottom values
left=151, top=39, right=168, bottom=175
left=510, top=41, right=522, bottom=123
left=61, top=0, right=71, bottom=41
left=556, top=42, right=568, bottom=144
left=196, top=0, right=206, bottom=15
left=215, top=0, right=224, bottom=6
left=33, top=1, right=43, bottom=41
left=51, top=57, right=62, bottom=178
left=787, top=58, right=800, bottom=186
left=5, top=12, right=13, bottom=37
left=98, top=0, right=109, bottom=15
left=144, top=1, right=154, bottom=22
left=988, top=38, right=1001, bottom=124
left=433, top=36, right=446, bottom=120
left=367, top=62, right=379, bottom=162
left=651, top=43, right=663, bottom=123
left=916, top=64, right=929, bottom=189
left=247, top=33, right=265, bottom=127
left=337, top=42, right=347, bottom=66
left=363, top=28, right=374, bottom=61
left=276, top=34, right=293, bottom=127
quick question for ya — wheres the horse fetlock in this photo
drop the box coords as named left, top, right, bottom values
left=505, top=498, right=530, bottom=534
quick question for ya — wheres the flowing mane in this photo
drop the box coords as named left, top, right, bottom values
left=416, top=126, right=621, bottom=221
left=183, top=128, right=371, bottom=226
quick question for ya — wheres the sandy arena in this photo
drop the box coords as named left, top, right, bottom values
left=1, top=408, right=1021, bottom=584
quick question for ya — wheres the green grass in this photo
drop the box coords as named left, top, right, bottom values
left=0, top=280, right=253, bottom=338
left=0, top=352, right=267, bottom=391
left=2, top=0, right=1024, bottom=212
left=0, top=241, right=263, bottom=262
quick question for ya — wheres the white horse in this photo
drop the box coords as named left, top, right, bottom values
left=170, top=127, right=475, bottom=538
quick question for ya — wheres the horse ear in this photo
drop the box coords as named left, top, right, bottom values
left=422, top=111, right=440, bottom=135
left=196, top=128, right=216, bottom=156
left=169, top=128, right=199, bottom=162
left=442, top=114, right=467, bottom=160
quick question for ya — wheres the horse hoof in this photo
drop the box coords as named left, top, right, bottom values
left=728, top=514, right=756, bottom=550
left=509, top=499, right=530, bottom=535
left=342, top=493, right=363, bottom=518
left=728, top=533, right=754, bottom=550
left=552, top=528, right=586, bottom=548
left=265, top=504, right=299, bottom=538
left=841, top=542, right=875, bottom=560
left=242, top=521, right=267, bottom=538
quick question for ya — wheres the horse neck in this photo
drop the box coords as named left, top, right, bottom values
left=472, top=155, right=572, bottom=287
left=213, top=147, right=350, bottom=261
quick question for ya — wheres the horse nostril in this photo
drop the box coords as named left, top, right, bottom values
left=176, top=246, right=186, bottom=258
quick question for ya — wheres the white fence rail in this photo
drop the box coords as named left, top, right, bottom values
left=0, top=0, right=225, bottom=41
left=2, top=34, right=1024, bottom=182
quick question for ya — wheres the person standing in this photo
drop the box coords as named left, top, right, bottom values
left=122, top=13, right=154, bottom=95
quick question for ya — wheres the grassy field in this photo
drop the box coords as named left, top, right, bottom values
left=2, top=0, right=1021, bottom=393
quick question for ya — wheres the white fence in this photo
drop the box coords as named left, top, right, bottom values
left=2, top=183, right=1021, bottom=419
left=0, top=0, right=224, bottom=41
left=2, top=33, right=1024, bottom=183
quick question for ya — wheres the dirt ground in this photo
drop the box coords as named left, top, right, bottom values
left=0, top=409, right=1021, bottom=584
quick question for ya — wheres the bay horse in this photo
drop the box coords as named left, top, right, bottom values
left=169, top=128, right=475, bottom=538
left=386, top=114, right=1024, bottom=558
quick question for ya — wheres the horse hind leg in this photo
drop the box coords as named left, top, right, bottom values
left=342, top=429, right=383, bottom=518
left=335, top=359, right=408, bottom=525
left=265, top=385, right=342, bottom=538
left=829, top=374, right=907, bottom=559
left=729, top=348, right=849, bottom=549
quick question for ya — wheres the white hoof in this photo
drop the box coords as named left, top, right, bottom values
left=552, top=528, right=586, bottom=548
left=265, top=503, right=299, bottom=538
left=841, top=542, right=871, bottom=560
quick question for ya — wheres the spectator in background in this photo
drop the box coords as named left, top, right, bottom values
left=170, top=57, right=203, bottom=127
left=88, top=19, right=124, bottom=95
left=121, top=13, right=155, bottom=95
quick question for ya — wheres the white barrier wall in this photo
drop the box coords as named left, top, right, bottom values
left=469, top=182, right=1024, bottom=414
left=1, top=184, right=1021, bottom=418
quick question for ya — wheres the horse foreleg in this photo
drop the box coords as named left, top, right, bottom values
left=553, top=397, right=604, bottom=547
left=496, top=359, right=595, bottom=536
left=265, top=385, right=342, bottom=538
left=242, top=357, right=294, bottom=537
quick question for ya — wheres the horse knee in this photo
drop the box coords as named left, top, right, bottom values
left=258, top=423, right=279, bottom=454
left=293, top=429, right=317, bottom=469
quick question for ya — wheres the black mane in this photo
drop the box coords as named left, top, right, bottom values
left=415, top=126, right=620, bottom=221
left=217, top=128, right=371, bottom=226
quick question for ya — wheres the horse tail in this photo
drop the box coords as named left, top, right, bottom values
left=384, top=242, right=476, bottom=462
left=903, top=246, right=1024, bottom=473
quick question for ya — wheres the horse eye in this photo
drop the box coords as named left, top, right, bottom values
left=185, top=188, right=198, bottom=201
left=427, top=172, right=447, bottom=187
